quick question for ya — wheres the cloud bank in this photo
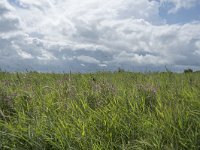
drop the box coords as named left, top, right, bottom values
left=0, top=0, right=200, bottom=72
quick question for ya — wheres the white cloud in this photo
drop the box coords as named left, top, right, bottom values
left=12, top=43, right=33, bottom=59
left=99, top=64, right=107, bottom=67
left=81, top=64, right=86, bottom=67
left=76, top=55, right=100, bottom=64
left=17, top=49, right=33, bottom=59
left=37, top=50, right=57, bottom=61
left=16, top=0, right=49, bottom=7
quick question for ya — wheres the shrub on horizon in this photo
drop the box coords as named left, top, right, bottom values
left=184, top=68, right=193, bottom=73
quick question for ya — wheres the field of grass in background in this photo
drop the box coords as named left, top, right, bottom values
left=0, top=71, right=199, bottom=149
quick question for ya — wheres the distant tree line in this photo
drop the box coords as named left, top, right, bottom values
left=184, top=68, right=193, bottom=73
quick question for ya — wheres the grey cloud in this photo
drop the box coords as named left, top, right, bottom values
left=0, top=1, right=20, bottom=33
left=0, top=5, right=9, bottom=15
left=0, top=16, right=19, bottom=32
left=72, top=20, right=100, bottom=43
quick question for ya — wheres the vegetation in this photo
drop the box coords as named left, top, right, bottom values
left=0, top=71, right=199, bottom=149
left=184, top=69, right=193, bottom=73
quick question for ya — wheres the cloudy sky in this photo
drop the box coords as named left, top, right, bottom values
left=0, top=0, right=200, bottom=72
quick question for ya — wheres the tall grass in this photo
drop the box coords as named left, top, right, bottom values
left=0, top=72, right=199, bottom=149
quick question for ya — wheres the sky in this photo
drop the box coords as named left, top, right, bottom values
left=0, top=0, right=200, bottom=72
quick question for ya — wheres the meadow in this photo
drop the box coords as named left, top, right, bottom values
left=0, top=71, right=199, bottom=149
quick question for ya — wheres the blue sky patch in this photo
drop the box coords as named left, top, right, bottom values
left=159, top=2, right=200, bottom=24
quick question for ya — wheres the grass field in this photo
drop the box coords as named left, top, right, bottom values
left=0, top=71, right=199, bottom=149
